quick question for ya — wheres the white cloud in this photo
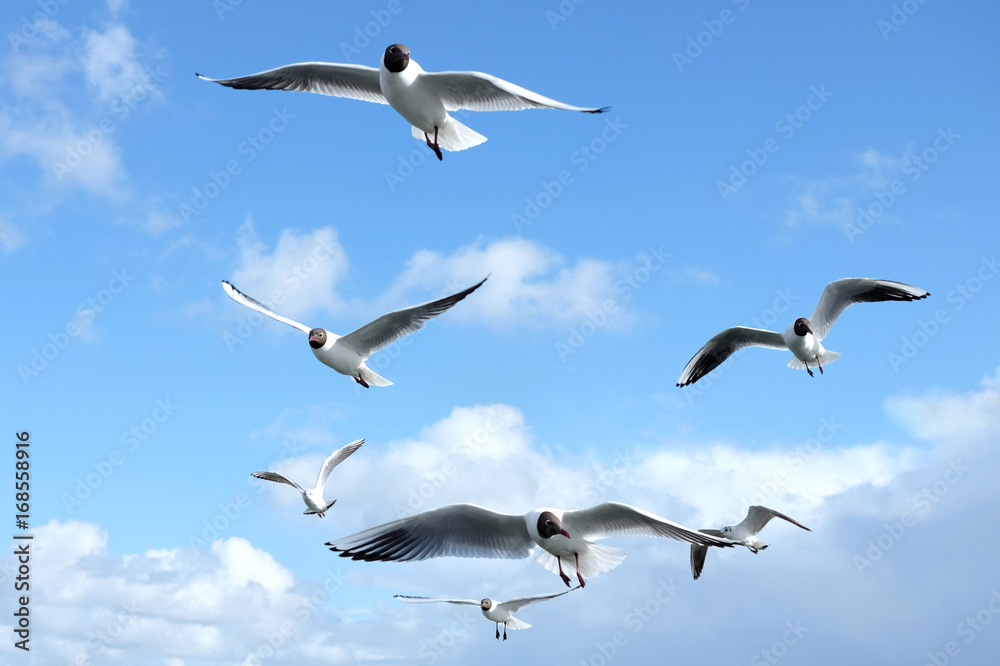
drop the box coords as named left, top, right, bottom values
left=0, top=12, right=162, bottom=200
left=0, top=217, right=27, bottom=253
left=14, top=520, right=365, bottom=665
left=227, top=230, right=656, bottom=336
left=781, top=147, right=913, bottom=231
left=107, top=0, right=130, bottom=16
left=69, top=307, right=99, bottom=343
left=385, top=236, right=647, bottom=331
left=884, top=367, right=1000, bottom=444
left=0, top=105, right=127, bottom=196
left=19, top=371, right=1000, bottom=665
left=230, top=218, right=348, bottom=323
left=682, top=266, right=720, bottom=285
left=143, top=209, right=183, bottom=234
left=81, top=23, right=158, bottom=105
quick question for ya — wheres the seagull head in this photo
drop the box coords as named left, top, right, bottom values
left=792, top=317, right=813, bottom=338
left=480, top=598, right=495, bottom=611
left=308, top=328, right=327, bottom=349
left=537, top=511, right=571, bottom=540
left=383, top=44, right=411, bottom=73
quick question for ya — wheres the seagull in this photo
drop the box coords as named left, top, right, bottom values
left=326, top=502, right=735, bottom=587
left=676, top=278, right=930, bottom=386
left=395, top=588, right=577, bottom=641
left=690, top=506, right=811, bottom=580
left=222, top=276, right=487, bottom=387
left=197, top=43, right=608, bottom=160
left=251, top=439, right=363, bottom=517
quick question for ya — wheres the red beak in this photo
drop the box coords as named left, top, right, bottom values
left=559, top=529, right=571, bottom=539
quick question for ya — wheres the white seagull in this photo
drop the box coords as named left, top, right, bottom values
left=326, top=502, right=736, bottom=587
left=197, top=43, right=608, bottom=160
left=676, top=278, right=930, bottom=386
left=251, top=439, right=363, bottom=517
left=222, top=277, right=487, bottom=387
left=395, top=588, right=577, bottom=641
left=690, top=505, right=811, bottom=580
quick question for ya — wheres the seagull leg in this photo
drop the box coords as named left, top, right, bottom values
left=574, top=553, right=586, bottom=588
left=495, top=623, right=500, bottom=640
left=557, top=557, right=571, bottom=588
left=804, top=361, right=814, bottom=378
left=816, top=355, right=824, bottom=375
left=424, top=128, right=443, bottom=161
left=354, top=375, right=370, bottom=389
left=503, top=624, right=508, bottom=641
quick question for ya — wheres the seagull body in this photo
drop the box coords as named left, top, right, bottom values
left=395, top=588, right=575, bottom=641
left=197, top=44, right=608, bottom=160
left=221, top=277, right=486, bottom=387
left=676, top=278, right=930, bottom=386
left=690, top=505, right=811, bottom=580
left=252, top=439, right=363, bottom=517
left=326, top=502, right=735, bottom=587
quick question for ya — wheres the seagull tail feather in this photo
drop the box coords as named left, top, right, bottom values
left=505, top=615, right=531, bottom=631
left=411, top=118, right=487, bottom=152
left=534, top=542, right=626, bottom=581
left=787, top=349, right=841, bottom=370
left=359, top=366, right=393, bottom=387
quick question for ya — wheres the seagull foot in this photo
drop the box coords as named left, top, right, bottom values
left=424, top=128, right=443, bottom=161
left=557, top=557, right=572, bottom=587
left=576, top=571, right=586, bottom=588
left=806, top=367, right=814, bottom=378
left=495, top=625, right=500, bottom=640
left=503, top=628, right=507, bottom=641
left=354, top=375, right=370, bottom=388
left=817, top=358, right=824, bottom=375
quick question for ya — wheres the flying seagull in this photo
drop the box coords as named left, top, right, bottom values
left=395, top=588, right=577, bottom=641
left=676, top=278, right=930, bottom=386
left=690, top=505, right=811, bottom=580
left=326, top=502, right=735, bottom=587
left=197, top=43, right=608, bottom=160
left=251, top=439, right=363, bottom=517
left=222, top=276, right=487, bottom=387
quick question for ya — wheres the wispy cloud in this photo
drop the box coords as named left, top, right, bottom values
left=781, top=147, right=911, bottom=231
left=0, top=217, right=28, bottom=253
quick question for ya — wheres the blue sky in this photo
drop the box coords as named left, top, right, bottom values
left=3, top=0, right=1000, bottom=663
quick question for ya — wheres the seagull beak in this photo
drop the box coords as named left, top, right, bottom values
left=559, top=529, right=570, bottom=539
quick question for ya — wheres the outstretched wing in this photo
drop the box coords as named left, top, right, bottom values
left=500, top=588, right=577, bottom=613
left=197, top=62, right=385, bottom=104
left=326, top=503, right=533, bottom=562
left=314, top=439, right=364, bottom=491
left=690, top=529, right=724, bottom=580
left=809, top=278, right=930, bottom=341
left=565, top=503, right=736, bottom=548
left=676, top=327, right=786, bottom=387
left=420, top=70, right=608, bottom=113
left=222, top=281, right=312, bottom=335
left=738, top=506, right=812, bottom=536
left=251, top=471, right=304, bottom=494
left=394, top=595, right=479, bottom=606
left=338, top=277, right=488, bottom=357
